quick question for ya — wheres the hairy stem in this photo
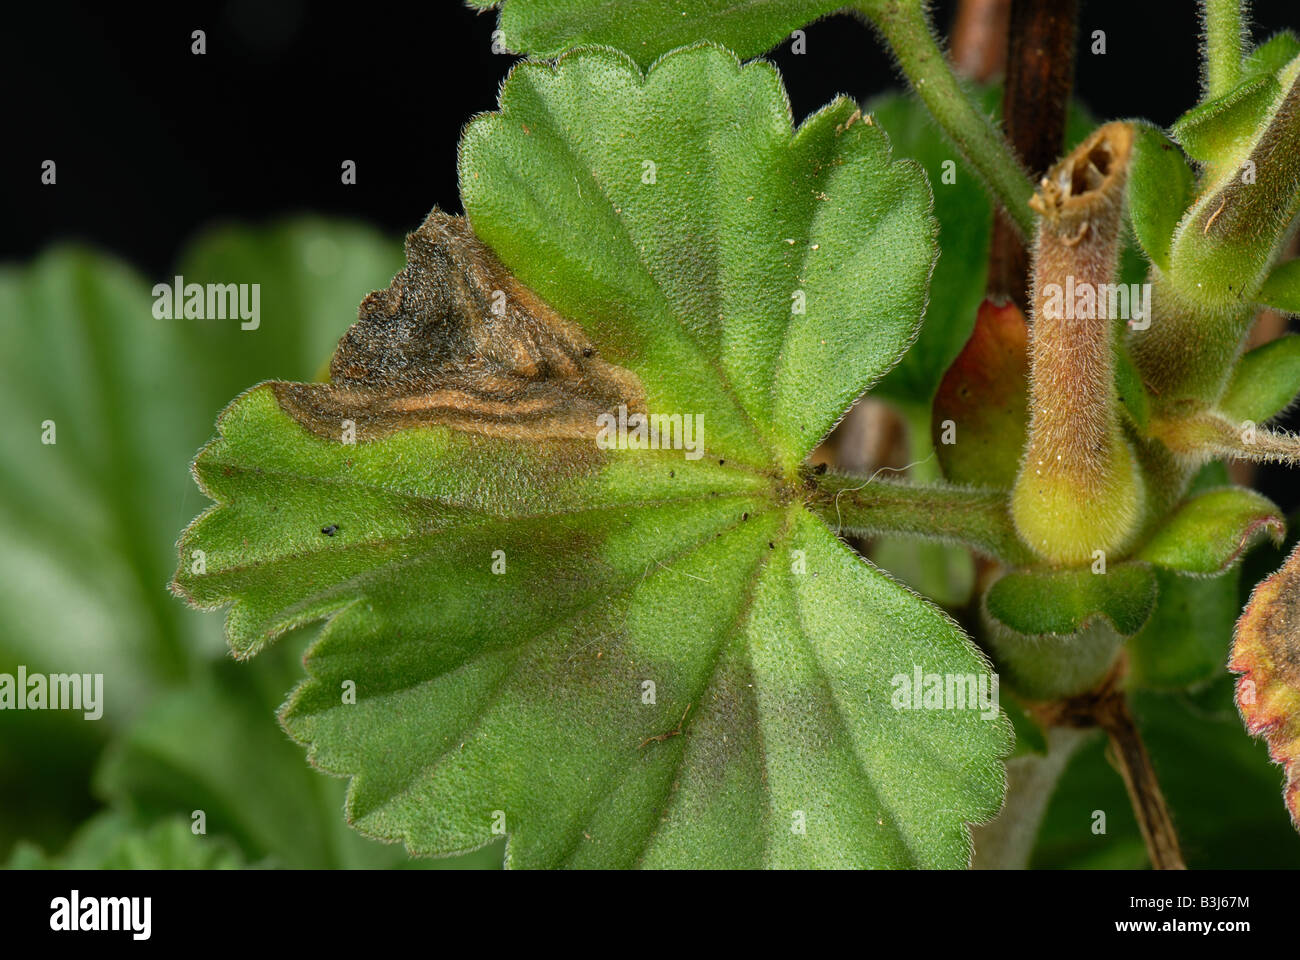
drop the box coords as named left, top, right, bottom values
left=1202, top=0, right=1248, bottom=100
left=807, top=472, right=1035, bottom=565
left=1151, top=409, right=1300, bottom=465
left=857, top=0, right=1036, bottom=238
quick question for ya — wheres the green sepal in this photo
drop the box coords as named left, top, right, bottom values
left=982, top=564, right=1156, bottom=701
left=1244, top=31, right=1300, bottom=80
left=1127, top=121, right=1197, bottom=271
left=1167, top=55, right=1300, bottom=309
left=985, top=563, right=1158, bottom=638
left=1220, top=333, right=1300, bottom=423
left=1136, top=487, right=1284, bottom=575
left=1257, top=258, right=1300, bottom=315
left=1171, top=74, right=1279, bottom=165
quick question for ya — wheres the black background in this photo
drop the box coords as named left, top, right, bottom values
left=5, top=0, right=1297, bottom=275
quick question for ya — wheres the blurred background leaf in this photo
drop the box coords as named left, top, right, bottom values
left=0, top=222, right=499, bottom=869
left=6, top=814, right=247, bottom=870
left=1032, top=676, right=1300, bottom=868
left=94, top=630, right=502, bottom=869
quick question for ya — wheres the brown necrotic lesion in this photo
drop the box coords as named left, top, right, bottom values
left=272, top=209, right=645, bottom=443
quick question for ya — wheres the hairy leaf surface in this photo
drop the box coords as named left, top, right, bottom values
left=174, top=45, right=1009, bottom=868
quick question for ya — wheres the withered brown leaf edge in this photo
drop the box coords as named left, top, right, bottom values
left=272, top=209, right=646, bottom=444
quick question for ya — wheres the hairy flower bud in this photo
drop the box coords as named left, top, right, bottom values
left=1012, top=122, right=1144, bottom=565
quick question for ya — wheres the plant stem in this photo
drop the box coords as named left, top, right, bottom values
left=857, top=0, right=1036, bottom=238
left=987, top=0, right=1078, bottom=310
left=1150, top=410, right=1300, bottom=465
left=1202, top=0, right=1248, bottom=100
left=1029, top=658, right=1187, bottom=870
left=807, top=472, right=1036, bottom=565
left=1098, top=696, right=1187, bottom=870
left=1001, top=0, right=1079, bottom=182
left=949, top=0, right=1010, bottom=82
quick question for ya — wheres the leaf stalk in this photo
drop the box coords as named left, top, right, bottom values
left=856, top=0, right=1037, bottom=238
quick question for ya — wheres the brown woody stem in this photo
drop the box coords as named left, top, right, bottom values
left=987, top=0, right=1079, bottom=309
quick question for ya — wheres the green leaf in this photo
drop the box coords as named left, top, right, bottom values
left=469, top=0, right=845, bottom=68
left=5, top=814, right=246, bottom=870
left=1244, top=31, right=1300, bottom=80
left=1137, top=487, right=1284, bottom=575
left=1128, top=568, right=1238, bottom=690
left=985, top=564, right=1158, bottom=639
left=0, top=225, right=409, bottom=862
left=176, top=45, right=1010, bottom=868
left=1127, top=121, right=1196, bottom=272
left=177, top=218, right=404, bottom=390
left=1220, top=333, right=1300, bottom=423
left=1257, top=258, right=1300, bottom=314
left=0, top=250, right=213, bottom=700
left=0, top=223, right=404, bottom=705
left=462, top=46, right=936, bottom=475
left=1171, top=74, right=1279, bottom=165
